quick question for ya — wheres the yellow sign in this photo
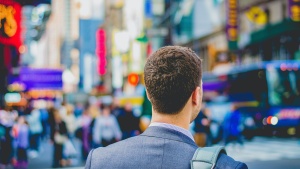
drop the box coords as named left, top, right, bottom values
left=226, top=0, right=238, bottom=41
left=246, top=6, right=267, bottom=25
left=0, top=4, right=17, bottom=37
left=291, top=5, right=300, bottom=21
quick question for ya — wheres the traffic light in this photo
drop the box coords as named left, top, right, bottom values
left=128, top=73, right=139, bottom=86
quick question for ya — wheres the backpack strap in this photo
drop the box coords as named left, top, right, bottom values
left=191, top=146, right=227, bottom=169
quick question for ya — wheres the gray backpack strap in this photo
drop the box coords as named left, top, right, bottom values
left=191, top=146, right=227, bottom=169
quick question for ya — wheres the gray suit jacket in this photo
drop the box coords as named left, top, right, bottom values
left=85, top=126, right=247, bottom=169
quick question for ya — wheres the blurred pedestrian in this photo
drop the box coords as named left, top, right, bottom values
left=40, top=107, right=49, bottom=140
left=63, top=104, right=78, bottom=137
left=27, top=107, right=42, bottom=158
left=193, top=103, right=211, bottom=147
left=223, top=104, right=244, bottom=146
left=77, top=105, right=92, bottom=160
left=12, top=116, right=29, bottom=169
left=117, top=102, right=141, bottom=140
left=51, top=109, right=68, bottom=168
left=93, top=104, right=122, bottom=147
left=111, top=98, right=122, bottom=117
left=74, top=102, right=84, bottom=118
left=0, top=106, right=18, bottom=168
left=88, top=103, right=100, bottom=148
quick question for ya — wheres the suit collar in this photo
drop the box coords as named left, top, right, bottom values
left=141, top=126, right=197, bottom=147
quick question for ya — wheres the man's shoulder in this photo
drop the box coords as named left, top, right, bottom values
left=94, top=136, right=139, bottom=154
left=216, top=153, right=248, bottom=169
left=85, top=134, right=198, bottom=169
left=88, top=135, right=149, bottom=161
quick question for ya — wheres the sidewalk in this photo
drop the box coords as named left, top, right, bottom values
left=29, top=139, right=85, bottom=169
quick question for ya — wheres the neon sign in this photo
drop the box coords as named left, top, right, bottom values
left=96, top=29, right=107, bottom=75
left=226, top=0, right=238, bottom=41
left=0, top=1, right=21, bottom=47
left=289, top=0, right=300, bottom=22
left=277, top=109, right=300, bottom=119
left=0, top=4, right=17, bottom=37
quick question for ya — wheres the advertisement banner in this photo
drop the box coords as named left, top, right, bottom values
left=225, top=0, right=238, bottom=41
left=0, top=0, right=22, bottom=48
left=9, top=67, right=63, bottom=90
left=288, top=0, right=300, bottom=22
left=96, top=28, right=107, bottom=75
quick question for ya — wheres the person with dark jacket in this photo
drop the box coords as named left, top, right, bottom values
left=85, top=46, right=247, bottom=169
left=193, top=105, right=211, bottom=147
left=50, top=109, right=68, bottom=168
left=117, top=102, right=141, bottom=140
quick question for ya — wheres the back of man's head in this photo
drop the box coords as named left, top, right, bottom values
left=144, top=46, right=202, bottom=115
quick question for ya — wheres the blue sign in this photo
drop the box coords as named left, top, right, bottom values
left=9, top=67, right=63, bottom=90
left=16, top=0, right=51, bottom=6
left=145, top=0, right=152, bottom=18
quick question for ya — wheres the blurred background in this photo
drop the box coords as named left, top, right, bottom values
left=0, top=0, right=300, bottom=168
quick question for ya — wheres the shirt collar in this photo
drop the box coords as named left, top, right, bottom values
left=149, top=122, right=195, bottom=142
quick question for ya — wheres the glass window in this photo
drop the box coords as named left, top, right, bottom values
left=267, top=67, right=300, bottom=106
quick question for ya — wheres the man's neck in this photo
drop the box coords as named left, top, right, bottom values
left=151, top=110, right=191, bottom=130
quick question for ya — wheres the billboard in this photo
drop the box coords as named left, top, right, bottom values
left=8, top=67, right=63, bottom=90
left=0, top=0, right=22, bottom=48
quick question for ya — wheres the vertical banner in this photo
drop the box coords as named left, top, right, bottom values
left=225, top=0, right=238, bottom=42
left=288, top=0, right=300, bottom=22
left=0, top=0, right=22, bottom=48
left=96, top=28, right=107, bottom=75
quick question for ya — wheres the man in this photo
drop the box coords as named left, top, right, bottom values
left=85, top=46, right=247, bottom=169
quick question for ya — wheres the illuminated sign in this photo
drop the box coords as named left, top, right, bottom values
left=225, top=0, right=238, bottom=41
left=0, top=0, right=21, bottom=47
left=289, top=0, right=300, bottom=22
left=7, top=82, right=26, bottom=92
left=0, top=4, right=17, bottom=37
left=4, top=93, right=21, bottom=103
left=9, top=67, right=63, bottom=90
left=96, top=29, right=107, bottom=75
left=277, top=109, right=300, bottom=119
left=128, top=73, right=139, bottom=86
left=246, top=6, right=267, bottom=25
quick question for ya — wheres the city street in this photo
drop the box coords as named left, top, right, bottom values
left=1, top=0, right=300, bottom=168
left=28, top=139, right=85, bottom=169
left=226, top=137, right=300, bottom=169
left=28, top=136, right=300, bottom=169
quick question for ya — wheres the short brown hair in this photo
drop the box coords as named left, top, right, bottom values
left=144, top=46, right=202, bottom=114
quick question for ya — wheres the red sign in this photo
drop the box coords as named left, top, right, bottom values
left=96, top=29, right=107, bottom=75
left=0, top=0, right=22, bottom=48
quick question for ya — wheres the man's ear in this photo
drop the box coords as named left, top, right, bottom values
left=192, top=86, right=202, bottom=106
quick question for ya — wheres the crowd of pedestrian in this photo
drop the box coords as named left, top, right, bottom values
left=0, top=97, right=141, bottom=168
left=191, top=103, right=245, bottom=148
left=0, top=95, right=246, bottom=168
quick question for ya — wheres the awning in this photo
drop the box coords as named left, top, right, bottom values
left=248, top=19, right=300, bottom=46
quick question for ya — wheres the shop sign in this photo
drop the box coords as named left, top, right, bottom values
left=225, top=0, right=238, bottom=41
left=9, top=67, right=63, bottom=90
left=96, top=28, right=107, bottom=75
left=245, top=6, right=267, bottom=25
left=288, top=0, right=300, bottom=21
left=0, top=0, right=22, bottom=47
left=276, top=109, right=300, bottom=119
